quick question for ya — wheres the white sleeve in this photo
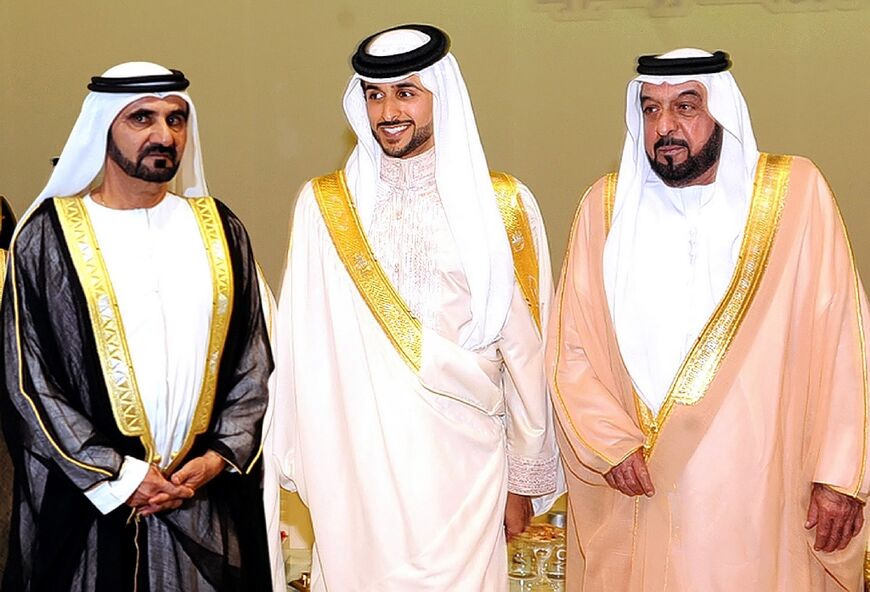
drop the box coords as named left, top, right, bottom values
left=83, top=456, right=150, bottom=515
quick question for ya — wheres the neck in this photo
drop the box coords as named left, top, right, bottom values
left=91, top=160, right=170, bottom=209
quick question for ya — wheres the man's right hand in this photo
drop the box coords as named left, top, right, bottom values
left=604, top=449, right=655, bottom=497
left=126, top=464, right=193, bottom=515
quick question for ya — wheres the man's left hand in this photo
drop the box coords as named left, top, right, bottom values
left=504, top=492, right=533, bottom=541
left=805, top=483, right=865, bottom=552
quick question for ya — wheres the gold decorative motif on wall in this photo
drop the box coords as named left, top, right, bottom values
left=534, top=0, right=865, bottom=19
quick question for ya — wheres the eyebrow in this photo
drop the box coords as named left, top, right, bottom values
left=127, top=108, right=155, bottom=118
left=362, top=81, right=424, bottom=92
left=639, top=89, right=703, bottom=103
left=677, top=89, right=702, bottom=100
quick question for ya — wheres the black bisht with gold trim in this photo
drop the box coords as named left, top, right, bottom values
left=0, top=196, right=272, bottom=591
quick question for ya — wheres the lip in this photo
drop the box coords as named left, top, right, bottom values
left=378, top=123, right=412, bottom=139
left=143, top=153, right=174, bottom=162
left=656, top=145, right=686, bottom=155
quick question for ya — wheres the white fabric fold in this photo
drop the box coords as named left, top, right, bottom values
left=84, top=456, right=150, bottom=515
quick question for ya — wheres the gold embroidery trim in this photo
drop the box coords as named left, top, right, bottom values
left=491, top=171, right=541, bottom=333
left=626, top=153, right=792, bottom=456
left=551, top=184, right=625, bottom=466
left=829, top=188, right=868, bottom=498
left=0, top=250, right=8, bottom=304
left=164, top=197, right=234, bottom=474
left=54, top=197, right=157, bottom=463
left=9, top=221, right=113, bottom=476
left=242, top=262, right=273, bottom=475
left=603, top=172, right=618, bottom=236
left=313, top=171, right=423, bottom=371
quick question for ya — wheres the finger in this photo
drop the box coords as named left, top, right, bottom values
left=604, top=471, right=617, bottom=490
left=170, top=464, right=194, bottom=486
left=634, top=459, right=655, bottom=497
left=616, top=468, right=634, bottom=497
left=138, top=504, right=160, bottom=517
left=837, top=512, right=857, bottom=551
left=824, top=518, right=845, bottom=553
left=147, top=492, right=172, bottom=506
left=174, top=469, right=204, bottom=491
left=845, top=504, right=864, bottom=547
left=814, top=517, right=832, bottom=551
left=612, top=469, right=632, bottom=496
left=846, top=505, right=861, bottom=539
left=855, top=507, right=865, bottom=534
left=162, top=479, right=195, bottom=498
left=621, top=467, right=643, bottom=496
left=806, top=494, right=819, bottom=529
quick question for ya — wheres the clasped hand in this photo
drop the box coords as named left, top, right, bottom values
left=125, top=450, right=226, bottom=517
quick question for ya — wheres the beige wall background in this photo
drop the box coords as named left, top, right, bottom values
left=2, top=0, right=868, bottom=546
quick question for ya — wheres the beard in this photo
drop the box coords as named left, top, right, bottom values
left=372, top=121, right=433, bottom=159
left=647, top=123, right=723, bottom=187
left=106, top=132, right=180, bottom=183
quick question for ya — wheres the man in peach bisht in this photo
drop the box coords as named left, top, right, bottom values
left=548, top=48, right=870, bottom=590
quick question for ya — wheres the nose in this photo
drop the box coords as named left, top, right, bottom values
left=149, top=119, right=173, bottom=145
left=656, top=109, right=677, bottom=137
left=381, top=95, right=402, bottom=122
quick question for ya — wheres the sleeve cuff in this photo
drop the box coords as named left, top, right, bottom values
left=507, top=454, right=558, bottom=496
left=83, top=456, right=150, bottom=514
left=819, top=482, right=868, bottom=503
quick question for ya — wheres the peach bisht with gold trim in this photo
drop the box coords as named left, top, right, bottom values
left=548, top=154, right=870, bottom=591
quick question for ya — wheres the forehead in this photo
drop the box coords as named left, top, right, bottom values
left=364, top=74, right=428, bottom=91
left=117, top=95, right=189, bottom=115
left=640, top=80, right=707, bottom=103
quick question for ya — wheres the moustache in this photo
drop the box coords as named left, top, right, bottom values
left=137, top=143, right=177, bottom=166
left=654, top=136, right=689, bottom=151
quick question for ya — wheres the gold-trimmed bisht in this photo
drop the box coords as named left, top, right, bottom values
left=312, top=170, right=541, bottom=372
left=54, top=196, right=233, bottom=473
left=603, top=153, right=792, bottom=457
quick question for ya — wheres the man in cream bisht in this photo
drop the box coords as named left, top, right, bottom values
left=548, top=48, right=870, bottom=590
left=269, top=24, right=559, bottom=591
left=0, top=62, right=273, bottom=591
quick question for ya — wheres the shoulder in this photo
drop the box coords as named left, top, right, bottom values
left=10, top=199, right=60, bottom=253
left=776, top=155, right=834, bottom=212
left=572, top=173, right=614, bottom=224
left=492, top=172, right=545, bottom=226
left=206, top=196, right=251, bottom=241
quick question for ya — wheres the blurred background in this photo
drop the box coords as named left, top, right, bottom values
left=2, top=0, right=868, bottom=550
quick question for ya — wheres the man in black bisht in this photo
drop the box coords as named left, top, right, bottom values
left=0, top=62, right=272, bottom=591
left=0, top=196, right=17, bottom=584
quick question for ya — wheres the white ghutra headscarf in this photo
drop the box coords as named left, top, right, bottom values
left=24, top=61, right=207, bottom=224
left=341, top=27, right=514, bottom=352
left=603, top=48, right=761, bottom=412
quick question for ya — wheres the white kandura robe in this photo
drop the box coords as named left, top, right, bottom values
left=81, top=193, right=212, bottom=513
left=268, top=150, right=557, bottom=591
left=604, top=179, right=748, bottom=414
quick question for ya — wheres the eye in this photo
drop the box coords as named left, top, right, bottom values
left=398, top=89, right=415, bottom=98
left=642, top=104, right=658, bottom=115
left=677, top=103, right=696, bottom=112
left=166, top=114, right=186, bottom=127
left=366, top=91, right=384, bottom=101
left=132, top=113, right=150, bottom=124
